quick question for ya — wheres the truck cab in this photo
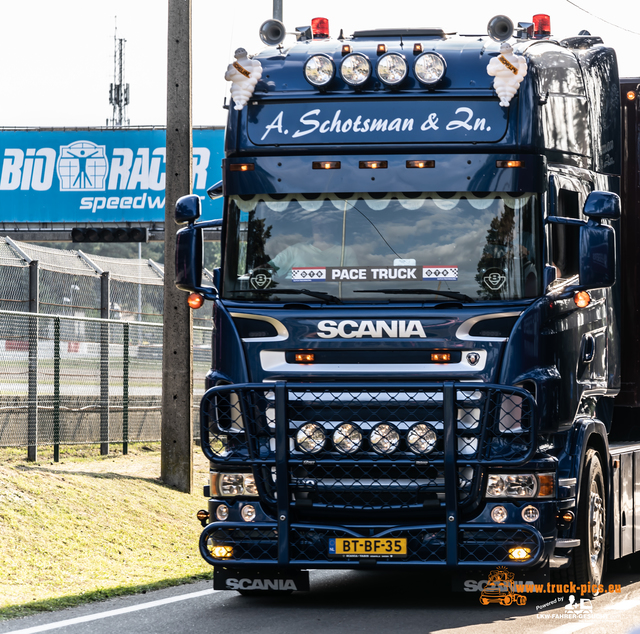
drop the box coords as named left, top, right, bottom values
left=175, top=14, right=636, bottom=595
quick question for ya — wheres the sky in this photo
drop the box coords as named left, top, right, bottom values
left=1, top=0, right=639, bottom=129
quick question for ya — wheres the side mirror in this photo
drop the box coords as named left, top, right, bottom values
left=175, top=224, right=204, bottom=292
left=207, top=180, right=223, bottom=200
left=579, top=220, right=615, bottom=288
left=583, top=191, right=620, bottom=221
left=175, top=194, right=202, bottom=225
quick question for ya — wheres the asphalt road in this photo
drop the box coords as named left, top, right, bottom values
left=3, top=564, right=640, bottom=634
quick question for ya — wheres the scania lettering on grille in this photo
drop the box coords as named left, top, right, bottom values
left=317, top=320, right=426, bottom=339
left=225, top=578, right=297, bottom=591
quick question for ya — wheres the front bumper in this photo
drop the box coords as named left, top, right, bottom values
left=200, top=520, right=548, bottom=568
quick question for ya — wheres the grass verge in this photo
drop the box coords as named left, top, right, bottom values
left=0, top=443, right=212, bottom=621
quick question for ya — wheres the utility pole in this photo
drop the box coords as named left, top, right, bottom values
left=162, top=0, right=193, bottom=493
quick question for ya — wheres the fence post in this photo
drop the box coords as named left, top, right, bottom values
left=27, top=260, right=39, bottom=462
left=53, top=317, right=60, bottom=462
left=100, top=271, right=110, bottom=456
left=123, top=322, right=129, bottom=455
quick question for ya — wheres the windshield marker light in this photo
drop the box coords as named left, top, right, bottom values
left=359, top=160, right=387, bottom=169
left=407, top=160, right=435, bottom=169
left=312, top=161, right=341, bottom=170
left=342, top=44, right=351, bottom=55
left=496, top=160, right=524, bottom=168
left=230, top=163, right=254, bottom=172
left=413, top=43, right=423, bottom=55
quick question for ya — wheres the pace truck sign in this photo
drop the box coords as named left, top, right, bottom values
left=0, top=128, right=224, bottom=223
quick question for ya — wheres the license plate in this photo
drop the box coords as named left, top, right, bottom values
left=328, top=537, right=407, bottom=558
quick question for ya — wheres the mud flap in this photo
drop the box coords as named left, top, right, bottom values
left=214, top=567, right=310, bottom=592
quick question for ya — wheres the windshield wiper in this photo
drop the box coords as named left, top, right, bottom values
left=354, top=288, right=475, bottom=302
left=230, top=288, right=343, bottom=304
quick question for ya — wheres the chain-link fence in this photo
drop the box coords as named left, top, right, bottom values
left=0, top=310, right=211, bottom=456
left=0, top=237, right=214, bottom=457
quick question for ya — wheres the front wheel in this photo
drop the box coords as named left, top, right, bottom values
left=558, top=449, right=606, bottom=595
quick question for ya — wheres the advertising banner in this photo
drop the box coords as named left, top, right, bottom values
left=0, top=128, right=224, bottom=223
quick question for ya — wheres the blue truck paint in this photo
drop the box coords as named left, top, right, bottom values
left=177, top=19, right=640, bottom=592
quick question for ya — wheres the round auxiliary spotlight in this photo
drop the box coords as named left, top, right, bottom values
left=341, top=53, right=371, bottom=87
left=377, top=53, right=408, bottom=86
left=414, top=52, right=446, bottom=86
left=304, top=54, right=335, bottom=87
left=296, top=423, right=326, bottom=454
left=370, top=423, right=400, bottom=455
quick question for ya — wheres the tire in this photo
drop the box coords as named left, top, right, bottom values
left=554, top=449, right=606, bottom=596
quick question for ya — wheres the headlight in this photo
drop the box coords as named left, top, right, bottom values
left=211, top=472, right=258, bottom=497
left=414, top=52, right=446, bottom=85
left=407, top=423, right=437, bottom=455
left=486, top=473, right=555, bottom=498
left=296, top=423, right=326, bottom=453
left=341, top=53, right=371, bottom=86
left=333, top=423, right=363, bottom=453
left=304, top=54, right=335, bottom=87
left=370, top=423, right=400, bottom=454
left=377, top=53, right=407, bottom=86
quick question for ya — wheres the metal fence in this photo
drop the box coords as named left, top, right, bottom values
left=0, top=309, right=211, bottom=458
left=0, top=237, right=214, bottom=458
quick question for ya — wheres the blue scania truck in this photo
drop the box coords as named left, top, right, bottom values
left=175, top=13, right=640, bottom=595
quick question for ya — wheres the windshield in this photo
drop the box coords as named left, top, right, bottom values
left=222, top=193, right=541, bottom=302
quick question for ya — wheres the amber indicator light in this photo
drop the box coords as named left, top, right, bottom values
left=377, top=44, right=387, bottom=55
left=196, top=509, right=209, bottom=522
left=496, top=160, right=524, bottom=168
left=295, top=352, right=315, bottom=363
left=230, top=163, right=254, bottom=172
left=342, top=44, right=351, bottom=55
left=431, top=353, right=451, bottom=362
left=561, top=512, right=575, bottom=523
left=359, top=160, right=388, bottom=169
left=574, top=291, right=591, bottom=308
left=187, top=293, right=205, bottom=309
left=537, top=474, right=555, bottom=497
left=407, top=160, right=435, bottom=169
left=627, top=91, right=637, bottom=101
left=413, top=43, right=423, bottom=55
left=312, top=161, right=341, bottom=170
